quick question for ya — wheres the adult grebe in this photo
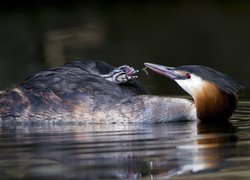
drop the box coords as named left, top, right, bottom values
left=144, top=63, right=246, bottom=122
left=0, top=61, right=245, bottom=123
left=0, top=60, right=147, bottom=122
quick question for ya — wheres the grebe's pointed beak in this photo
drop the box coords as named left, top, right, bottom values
left=144, top=62, right=180, bottom=80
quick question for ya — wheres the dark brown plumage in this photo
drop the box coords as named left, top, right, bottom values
left=0, top=60, right=147, bottom=122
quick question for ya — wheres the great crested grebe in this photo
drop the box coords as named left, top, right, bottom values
left=144, top=62, right=246, bottom=122
left=0, top=60, right=246, bottom=123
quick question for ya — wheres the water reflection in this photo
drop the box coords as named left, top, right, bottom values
left=0, top=119, right=240, bottom=179
left=163, top=122, right=237, bottom=178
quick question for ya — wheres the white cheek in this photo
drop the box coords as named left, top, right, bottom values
left=175, top=75, right=205, bottom=97
left=114, top=74, right=128, bottom=83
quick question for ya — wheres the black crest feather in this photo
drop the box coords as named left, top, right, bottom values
left=177, top=65, right=247, bottom=95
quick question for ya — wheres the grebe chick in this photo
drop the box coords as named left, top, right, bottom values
left=0, top=60, right=147, bottom=122
left=144, top=63, right=247, bottom=122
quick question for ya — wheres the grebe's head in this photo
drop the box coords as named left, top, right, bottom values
left=144, top=62, right=246, bottom=121
left=144, top=63, right=246, bottom=98
left=102, top=65, right=139, bottom=84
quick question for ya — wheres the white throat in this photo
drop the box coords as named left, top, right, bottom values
left=175, top=75, right=205, bottom=98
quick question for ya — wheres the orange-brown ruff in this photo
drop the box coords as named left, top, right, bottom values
left=144, top=63, right=246, bottom=122
left=195, top=82, right=237, bottom=121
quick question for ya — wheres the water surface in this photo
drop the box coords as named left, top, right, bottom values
left=0, top=101, right=250, bottom=179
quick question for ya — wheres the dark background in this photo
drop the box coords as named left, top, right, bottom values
left=0, top=0, right=249, bottom=98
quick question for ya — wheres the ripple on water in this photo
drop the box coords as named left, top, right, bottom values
left=0, top=101, right=250, bottom=179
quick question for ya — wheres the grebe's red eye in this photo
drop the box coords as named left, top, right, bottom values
left=186, top=73, right=191, bottom=79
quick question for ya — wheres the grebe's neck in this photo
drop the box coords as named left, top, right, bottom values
left=194, top=82, right=237, bottom=121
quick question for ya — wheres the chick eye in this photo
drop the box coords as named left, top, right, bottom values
left=118, top=66, right=130, bottom=73
left=186, top=73, right=191, bottom=79
left=119, top=67, right=127, bottom=73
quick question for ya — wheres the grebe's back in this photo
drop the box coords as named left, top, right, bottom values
left=0, top=60, right=147, bottom=122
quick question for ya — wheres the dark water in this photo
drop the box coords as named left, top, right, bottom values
left=1, top=1, right=250, bottom=97
left=0, top=101, right=250, bottom=179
